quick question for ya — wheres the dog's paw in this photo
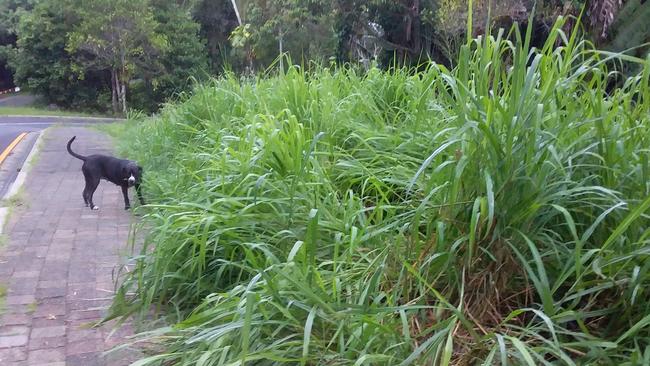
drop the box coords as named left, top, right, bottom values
left=92, top=205, right=100, bottom=210
left=124, top=206, right=131, bottom=210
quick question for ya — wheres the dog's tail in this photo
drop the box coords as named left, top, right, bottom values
left=66, top=136, right=86, bottom=161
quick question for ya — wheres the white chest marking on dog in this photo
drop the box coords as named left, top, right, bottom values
left=128, top=174, right=136, bottom=184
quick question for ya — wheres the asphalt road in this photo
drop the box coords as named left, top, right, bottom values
left=1, top=91, right=120, bottom=158
left=0, top=94, right=37, bottom=107
left=1, top=124, right=50, bottom=146
left=0, top=120, right=52, bottom=154
left=0, top=119, right=52, bottom=199
left=1, top=116, right=120, bottom=153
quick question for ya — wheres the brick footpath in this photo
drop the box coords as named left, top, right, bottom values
left=0, top=127, right=139, bottom=365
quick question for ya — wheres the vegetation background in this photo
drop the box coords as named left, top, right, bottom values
left=105, top=22, right=650, bottom=363
left=1, top=0, right=649, bottom=114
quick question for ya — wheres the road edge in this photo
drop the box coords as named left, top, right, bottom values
left=0, top=129, right=46, bottom=234
left=0, top=114, right=124, bottom=121
left=0, top=132, right=28, bottom=165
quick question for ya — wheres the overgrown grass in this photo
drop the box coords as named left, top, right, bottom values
left=110, top=18, right=650, bottom=365
left=0, top=106, right=107, bottom=117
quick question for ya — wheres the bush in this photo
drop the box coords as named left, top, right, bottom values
left=110, top=19, right=650, bottom=365
left=9, top=0, right=112, bottom=112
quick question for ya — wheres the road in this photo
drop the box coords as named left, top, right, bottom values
left=1, top=121, right=51, bottom=153
left=0, top=93, right=37, bottom=107
left=0, top=119, right=52, bottom=199
left=1, top=116, right=120, bottom=153
left=0, top=119, right=56, bottom=154
left=0, top=93, right=46, bottom=151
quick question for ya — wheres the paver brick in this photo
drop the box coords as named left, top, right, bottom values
left=0, top=326, right=30, bottom=336
left=68, top=329, right=102, bottom=343
left=30, top=326, right=66, bottom=339
left=37, top=281, right=64, bottom=289
left=5, top=295, right=36, bottom=305
left=0, top=346, right=27, bottom=362
left=0, top=313, right=31, bottom=326
left=66, top=352, right=102, bottom=366
left=31, top=317, right=64, bottom=328
left=35, top=287, right=66, bottom=299
left=27, top=336, right=66, bottom=351
left=68, top=309, right=103, bottom=321
left=28, top=348, right=65, bottom=363
left=66, top=339, right=102, bottom=355
left=7, top=285, right=38, bottom=296
left=0, top=335, right=28, bottom=348
left=12, top=271, right=40, bottom=279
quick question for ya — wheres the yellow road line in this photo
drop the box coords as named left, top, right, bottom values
left=0, top=132, right=28, bottom=166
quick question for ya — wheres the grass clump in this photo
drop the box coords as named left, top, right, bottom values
left=110, top=19, right=650, bottom=365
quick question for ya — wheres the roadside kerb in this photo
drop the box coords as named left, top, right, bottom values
left=0, top=130, right=45, bottom=234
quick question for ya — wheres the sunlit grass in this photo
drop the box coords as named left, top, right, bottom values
left=109, top=17, right=650, bottom=365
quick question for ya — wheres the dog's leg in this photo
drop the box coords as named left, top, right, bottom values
left=82, top=188, right=89, bottom=207
left=82, top=168, right=94, bottom=208
left=87, top=177, right=101, bottom=210
left=135, top=183, right=145, bottom=205
left=121, top=185, right=131, bottom=210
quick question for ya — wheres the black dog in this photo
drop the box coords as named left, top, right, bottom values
left=67, top=136, right=144, bottom=210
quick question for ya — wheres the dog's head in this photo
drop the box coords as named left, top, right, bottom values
left=123, top=162, right=143, bottom=187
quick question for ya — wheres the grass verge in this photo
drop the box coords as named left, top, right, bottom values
left=0, top=106, right=109, bottom=118
left=108, top=19, right=650, bottom=365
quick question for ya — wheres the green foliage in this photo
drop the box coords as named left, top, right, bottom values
left=229, top=23, right=252, bottom=48
left=6, top=0, right=208, bottom=113
left=191, top=0, right=238, bottom=73
left=9, top=0, right=110, bottom=110
left=6, top=0, right=649, bottom=112
left=604, top=0, right=650, bottom=60
left=66, top=0, right=168, bottom=71
left=129, top=0, right=209, bottom=112
left=0, top=0, right=34, bottom=89
left=67, top=0, right=168, bottom=113
left=0, top=0, right=34, bottom=42
left=110, top=19, right=650, bottom=364
left=230, top=0, right=337, bottom=70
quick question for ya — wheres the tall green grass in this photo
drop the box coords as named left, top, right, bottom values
left=110, top=18, right=650, bottom=365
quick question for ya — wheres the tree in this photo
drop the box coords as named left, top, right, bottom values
left=67, top=0, right=168, bottom=114
left=229, top=0, right=337, bottom=71
left=0, top=0, right=34, bottom=89
left=129, top=0, right=209, bottom=112
left=192, top=0, right=238, bottom=74
left=9, top=0, right=111, bottom=110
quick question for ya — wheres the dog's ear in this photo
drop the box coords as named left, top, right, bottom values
left=122, top=166, right=128, bottom=177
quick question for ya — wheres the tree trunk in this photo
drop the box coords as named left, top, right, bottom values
left=120, top=81, right=127, bottom=115
left=111, top=69, right=119, bottom=114
left=412, top=0, right=421, bottom=57
left=117, top=69, right=127, bottom=115
left=118, top=52, right=128, bottom=115
left=279, top=28, right=284, bottom=73
left=114, top=71, right=127, bottom=117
